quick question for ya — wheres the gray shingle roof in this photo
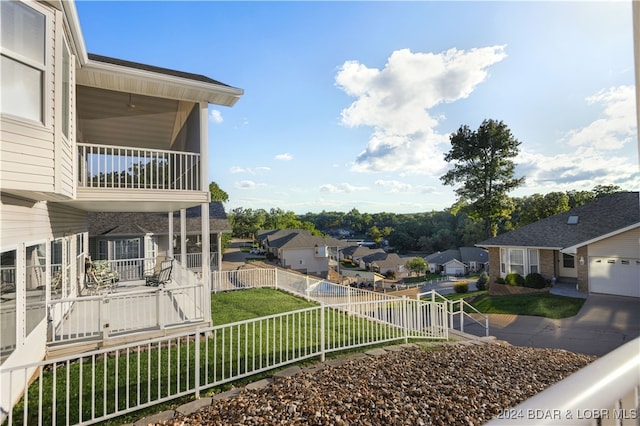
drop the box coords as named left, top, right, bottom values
left=89, top=202, right=231, bottom=236
left=477, top=192, right=639, bottom=249
left=88, top=53, right=234, bottom=88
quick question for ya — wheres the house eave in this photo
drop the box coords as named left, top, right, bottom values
left=78, top=59, right=244, bottom=107
left=561, top=223, right=640, bottom=255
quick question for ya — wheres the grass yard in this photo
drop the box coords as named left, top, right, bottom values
left=211, top=287, right=317, bottom=324
left=469, top=293, right=586, bottom=319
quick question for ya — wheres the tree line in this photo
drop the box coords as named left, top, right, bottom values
left=226, top=186, right=624, bottom=254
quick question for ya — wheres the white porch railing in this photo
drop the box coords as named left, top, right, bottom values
left=78, top=143, right=201, bottom=191
left=485, top=337, right=640, bottom=425
left=174, top=252, right=218, bottom=271
left=48, top=284, right=205, bottom=343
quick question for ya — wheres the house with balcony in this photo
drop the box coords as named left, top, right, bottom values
left=88, top=201, right=231, bottom=273
left=0, top=0, right=243, bottom=405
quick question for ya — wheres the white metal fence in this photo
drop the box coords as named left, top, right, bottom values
left=1, top=296, right=447, bottom=425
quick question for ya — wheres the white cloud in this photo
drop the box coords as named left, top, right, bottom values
left=374, top=179, right=412, bottom=192
left=335, top=46, right=507, bottom=175
left=517, top=85, right=639, bottom=193
left=209, top=109, right=223, bottom=124
left=562, top=86, right=635, bottom=150
left=230, top=166, right=270, bottom=174
left=234, top=180, right=267, bottom=190
left=319, top=183, right=369, bottom=193
left=275, top=153, right=293, bottom=161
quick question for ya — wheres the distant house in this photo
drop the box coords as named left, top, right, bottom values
left=88, top=202, right=231, bottom=270
left=424, top=247, right=488, bottom=276
left=341, top=245, right=384, bottom=264
left=258, top=229, right=347, bottom=277
left=358, top=251, right=406, bottom=276
left=476, top=192, right=639, bottom=298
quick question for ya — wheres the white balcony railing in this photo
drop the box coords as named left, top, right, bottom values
left=78, top=143, right=201, bottom=191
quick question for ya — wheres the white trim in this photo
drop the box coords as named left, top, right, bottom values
left=562, top=223, right=640, bottom=254
left=82, top=59, right=244, bottom=101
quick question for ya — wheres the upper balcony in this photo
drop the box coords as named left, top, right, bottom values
left=69, top=85, right=209, bottom=212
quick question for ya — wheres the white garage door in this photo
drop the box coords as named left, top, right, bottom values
left=589, top=257, right=640, bottom=298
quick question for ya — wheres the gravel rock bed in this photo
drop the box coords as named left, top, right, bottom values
left=161, top=343, right=595, bottom=426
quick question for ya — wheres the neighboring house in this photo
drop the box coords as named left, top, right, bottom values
left=476, top=192, right=640, bottom=298
left=358, top=251, right=406, bottom=277
left=88, top=202, right=231, bottom=270
left=424, top=247, right=488, bottom=275
left=341, top=244, right=384, bottom=264
left=259, top=229, right=347, bottom=276
left=0, top=0, right=242, bottom=404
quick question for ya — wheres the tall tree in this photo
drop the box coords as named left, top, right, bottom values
left=440, top=119, right=524, bottom=238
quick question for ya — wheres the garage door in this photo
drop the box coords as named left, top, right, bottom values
left=589, top=257, right=640, bottom=297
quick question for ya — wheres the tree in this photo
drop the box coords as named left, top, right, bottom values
left=405, top=257, right=428, bottom=277
left=441, top=119, right=525, bottom=238
left=209, top=181, right=229, bottom=203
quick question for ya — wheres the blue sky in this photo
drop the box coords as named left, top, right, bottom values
left=76, top=1, right=638, bottom=214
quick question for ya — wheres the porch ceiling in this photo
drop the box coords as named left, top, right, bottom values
left=77, top=86, right=183, bottom=151
left=61, top=188, right=210, bottom=212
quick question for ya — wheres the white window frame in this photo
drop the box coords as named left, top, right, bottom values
left=0, top=0, right=51, bottom=126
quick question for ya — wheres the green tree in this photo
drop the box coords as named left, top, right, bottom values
left=592, top=184, right=623, bottom=198
left=209, top=181, right=229, bottom=202
left=519, top=192, right=570, bottom=225
left=441, top=119, right=525, bottom=238
left=405, top=257, right=428, bottom=277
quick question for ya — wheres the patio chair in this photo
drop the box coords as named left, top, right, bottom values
left=85, top=259, right=119, bottom=294
left=145, top=259, right=173, bottom=287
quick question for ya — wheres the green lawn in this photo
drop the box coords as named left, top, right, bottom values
left=211, top=287, right=317, bottom=325
left=469, top=292, right=586, bottom=319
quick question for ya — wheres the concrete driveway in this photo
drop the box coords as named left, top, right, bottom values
left=465, top=294, right=640, bottom=356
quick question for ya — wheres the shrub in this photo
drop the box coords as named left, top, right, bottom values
left=525, top=272, right=547, bottom=289
left=476, top=272, right=489, bottom=291
left=453, top=282, right=469, bottom=293
left=495, top=277, right=506, bottom=285
left=505, top=273, right=525, bottom=286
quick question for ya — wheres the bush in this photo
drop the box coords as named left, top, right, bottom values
left=505, top=273, right=525, bottom=286
left=525, top=272, right=547, bottom=289
left=476, top=272, right=489, bottom=291
left=495, top=277, right=506, bottom=285
left=453, top=282, right=469, bottom=293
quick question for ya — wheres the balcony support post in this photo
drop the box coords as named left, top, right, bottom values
left=180, top=209, right=187, bottom=268
left=168, top=212, right=174, bottom=259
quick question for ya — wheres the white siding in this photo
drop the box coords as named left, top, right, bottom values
left=0, top=3, right=75, bottom=200
left=0, top=195, right=87, bottom=247
left=588, top=228, right=640, bottom=258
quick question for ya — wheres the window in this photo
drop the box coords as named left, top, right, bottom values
left=61, top=40, right=70, bottom=138
left=25, top=243, right=46, bottom=336
left=50, top=239, right=61, bottom=298
left=114, top=238, right=141, bottom=260
left=509, top=249, right=525, bottom=275
left=563, top=253, right=575, bottom=269
left=1, top=249, right=17, bottom=363
left=528, top=249, right=539, bottom=274
left=500, top=248, right=506, bottom=273
left=1, top=1, right=47, bottom=122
